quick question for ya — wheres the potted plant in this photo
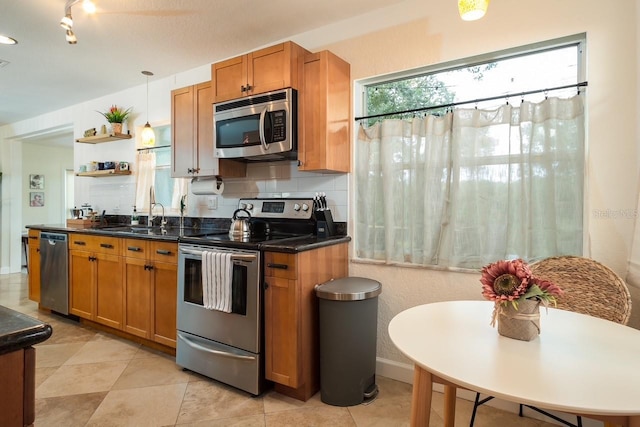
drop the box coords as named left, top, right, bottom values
left=98, top=105, right=132, bottom=135
left=480, top=259, right=563, bottom=341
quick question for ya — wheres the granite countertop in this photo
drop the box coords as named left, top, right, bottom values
left=26, top=224, right=351, bottom=252
left=0, top=306, right=52, bottom=355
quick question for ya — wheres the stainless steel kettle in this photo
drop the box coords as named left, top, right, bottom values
left=229, top=208, right=251, bottom=239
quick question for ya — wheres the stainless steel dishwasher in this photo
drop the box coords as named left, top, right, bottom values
left=39, top=232, right=69, bottom=315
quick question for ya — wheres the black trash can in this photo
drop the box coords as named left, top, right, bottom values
left=315, top=277, right=382, bottom=406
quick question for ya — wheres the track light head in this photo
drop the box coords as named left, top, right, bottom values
left=66, top=29, right=77, bottom=44
left=60, top=13, right=73, bottom=30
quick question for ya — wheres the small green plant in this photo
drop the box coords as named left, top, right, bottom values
left=98, top=105, right=132, bottom=123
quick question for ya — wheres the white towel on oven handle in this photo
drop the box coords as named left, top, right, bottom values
left=202, top=250, right=233, bottom=312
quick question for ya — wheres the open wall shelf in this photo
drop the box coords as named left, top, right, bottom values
left=76, top=133, right=132, bottom=144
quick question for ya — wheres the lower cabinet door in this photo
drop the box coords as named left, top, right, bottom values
left=123, top=257, right=152, bottom=339
left=69, top=250, right=94, bottom=319
left=94, top=253, right=124, bottom=329
left=153, top=261, right=178, bottom=347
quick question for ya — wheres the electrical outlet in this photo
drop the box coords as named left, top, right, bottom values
left=207, top=196, right=218, bottom=210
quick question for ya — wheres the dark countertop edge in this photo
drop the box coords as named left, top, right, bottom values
left=260, top=235, right=351, bottom=253
left=26, top=224, right=202, bottom=242
left=0, top=305, right=53, bottom=355
left=0, top=324, right=53, bottom=355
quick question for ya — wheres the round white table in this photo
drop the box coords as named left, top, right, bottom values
left=389, top=300, right=640, bottom=427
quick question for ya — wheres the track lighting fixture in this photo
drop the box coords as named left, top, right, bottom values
left=59, top=0, right=96, bottom=44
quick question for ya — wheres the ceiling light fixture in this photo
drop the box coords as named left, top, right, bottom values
left=0, top=35, right=18, bottom=45
left=60, top=0, right=96, bottom=44
left=141, top=71, right=156, bottom=147
left=458, top=0, right=490, bottom=21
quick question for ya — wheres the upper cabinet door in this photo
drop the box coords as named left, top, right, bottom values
left=212, top=55, right=247, bottom=103
left=171, top=86, right=196, bottom=178
left=194, top=81, right=216, bottom=177
left=212, top=41, right=309, bottom=103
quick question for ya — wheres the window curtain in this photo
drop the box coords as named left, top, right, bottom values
left=355, top=95, right=585, bottom=269
left=135, top=152, right=156, bottom=213
left=171, top=178, right=189, bottom=211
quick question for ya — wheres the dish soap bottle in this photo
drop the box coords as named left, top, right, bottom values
left=131, top=206, right=139, bottom=225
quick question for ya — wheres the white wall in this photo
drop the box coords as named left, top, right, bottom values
left=21, top=143, right=74, bottom=228
left=0, top=0, right=638, bottom=377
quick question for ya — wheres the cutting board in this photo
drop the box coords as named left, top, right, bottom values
left=66, top=219, right=95, bottom=229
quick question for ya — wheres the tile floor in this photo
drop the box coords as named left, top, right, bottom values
left=1, top=272, right=559, bottom=426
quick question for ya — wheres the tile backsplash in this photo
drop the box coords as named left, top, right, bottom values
left=77, top=161, right=348, bottom=222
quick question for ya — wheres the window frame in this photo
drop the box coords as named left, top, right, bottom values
left=352, top=34, right=588, bottom=268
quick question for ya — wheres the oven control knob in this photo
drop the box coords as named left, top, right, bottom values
left=240, top=203, right=247, bottom=209
left=293, top=203, right=301, bottom=211
left=302, top=203, right=309, bottom=211
left=246, top=203, right=254, bottom=210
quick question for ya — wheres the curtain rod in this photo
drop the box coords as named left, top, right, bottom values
left=354, top=81, right=588, bottom=122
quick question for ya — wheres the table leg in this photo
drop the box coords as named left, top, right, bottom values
left=411, top=365, right=433, bottom=427
left=443, top=385, right=456, bottom=427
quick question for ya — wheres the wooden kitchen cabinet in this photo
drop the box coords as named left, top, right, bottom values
left=212, top=41, right=309, bottom=103
left=298, top=50, right=351, bottom=173
left=264, top=242, right=349, bottom=401
left=69, top=234, right=123, bottom=329
left=27, top=230, right=40, bottom=303
left=171, top=81, right=246, bottom=179
left=123, top=239, right=178, bottom=348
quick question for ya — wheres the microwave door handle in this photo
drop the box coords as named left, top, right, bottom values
left=259, top=106, right=268, bottom=152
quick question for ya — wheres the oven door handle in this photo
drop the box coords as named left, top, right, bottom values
left=179, top=248, right=256, bottom=261
left=177, top=332, right=256, bottom=361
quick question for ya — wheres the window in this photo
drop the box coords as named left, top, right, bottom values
left=356, top=36, right=586, bottom=269
left=135, top=125, right=187, bottom=214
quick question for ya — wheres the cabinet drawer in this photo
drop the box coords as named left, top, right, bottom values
left=70, top=234, right=121, bottom=254
left=27, top=229, right=40, bottom=248
left=264, top=252, right=296, bottom=279
left=151, top=241, right=178, bottom=264
left=123, top=239, right=150, bottom=259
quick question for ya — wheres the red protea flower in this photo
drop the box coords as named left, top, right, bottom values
left=480, top=259, right=532, bottom=304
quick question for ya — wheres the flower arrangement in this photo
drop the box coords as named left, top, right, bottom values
left=481, top=259, right=563, bottom=309
left=98, top=105, right=132, bottom=123
left=481, top=259, right=563, bottom=336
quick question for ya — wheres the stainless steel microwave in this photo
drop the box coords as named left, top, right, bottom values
left=213, top=88, right=297, bottom=161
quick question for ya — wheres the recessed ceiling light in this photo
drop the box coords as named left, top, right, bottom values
left=0, top=35, right=17, bottom=45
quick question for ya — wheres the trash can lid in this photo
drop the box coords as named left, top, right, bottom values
left=315, top=277, right=382, bottom=301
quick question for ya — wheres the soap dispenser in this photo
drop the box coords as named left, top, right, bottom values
left=131, top=206, right=139, bottom=225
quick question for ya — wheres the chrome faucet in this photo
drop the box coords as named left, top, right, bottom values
left=149, top=186, right=166, bottom=229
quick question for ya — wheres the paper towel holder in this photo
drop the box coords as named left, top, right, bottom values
left=191, top=176, right=223, bottom=188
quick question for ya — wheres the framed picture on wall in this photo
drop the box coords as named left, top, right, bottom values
left=29, top=174, right=44, bottom=189
left=30, top=192, right=44, bottom=207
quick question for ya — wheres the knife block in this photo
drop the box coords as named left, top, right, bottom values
left=315, top=209, right=336, bottom=238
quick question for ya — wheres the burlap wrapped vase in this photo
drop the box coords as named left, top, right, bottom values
left=497, top=299, right=540, bottom=341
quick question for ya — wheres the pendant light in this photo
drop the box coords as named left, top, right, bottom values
left=458, top=0, right=490, bottom=21
left=141, top=70, right=155, bottom=147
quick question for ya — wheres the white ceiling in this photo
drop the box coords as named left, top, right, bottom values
left=0, top=0, right=409, bottom=127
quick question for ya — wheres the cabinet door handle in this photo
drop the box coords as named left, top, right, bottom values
left=263, top=282, right=269, bottom=290
left=100, top=243, right=113, bottom=249
left=156, top=249, right=172, bottom=256
left=144, top=265, right=154, bottom=271
left=88, top=256, right=96, bottom=261
left=245, top=84, right=252, bottom=91
left=241, top=85, right=246, bottom=92
left=74, top=241, right=86, bottom=246
left=187, top=168, right=193, bottom=174
left=127, top=246, right=142, bottom=252
left=267, top=263, right=288, bottom=270
left=29, top=236, right=38, bottom=240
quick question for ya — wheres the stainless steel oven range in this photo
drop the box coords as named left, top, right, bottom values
left=176, top=198, right=316, bottom=395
